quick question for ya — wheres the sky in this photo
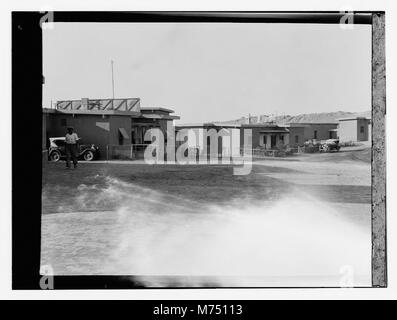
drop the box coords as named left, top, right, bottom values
left=43, top=23, right=371, bottom=123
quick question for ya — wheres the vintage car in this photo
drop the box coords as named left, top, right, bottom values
left=48, top=137, right=100, bottom=162
left=319, top=139, right=341, bottom=152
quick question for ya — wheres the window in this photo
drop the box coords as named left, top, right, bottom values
left=54, top=139, right=65, bottom=147
left=263, top=135, right=267, bottom=145
left=61, top=118, right=67, bottom=127
left=280, top=135, right=284, bottom=142
left=131, top=129, right=136, bottom=144
left=314, top=130, right=318, bottom=139
left=360, top=126, right=365, bottom=133
left=118, top=132, right=124, bottom=145
left=295, top=135, right=299, bottom=143
left=271, top=135, right=277, bottom=148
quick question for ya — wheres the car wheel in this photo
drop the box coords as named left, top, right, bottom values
left=49, top=151, right=61, bottom=162
left=83, top=150, right=94, bottom=161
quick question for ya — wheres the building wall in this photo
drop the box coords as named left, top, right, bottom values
left=46, top=113, right=119, bottom=159
left=356, top=118, right=370, bottom=141
left=338, top=120, right=357, bottom=142
left=239, top=127, right=261, bottom=149
left=43, top=112, right=56, bottom=150
left=179, top=127, right=225, bottom=158
left=340, top=119, right=371, bottom=142
left=240, top=127, right=288, bottom=150
left=287, top=123, right=338, bottom=144
left=176, top=127, right=241, bottom=158
left=258, top=133, right=288, bottom=149
left=250, top=127, right=261, bottom=149
left=302, top=124, right=338, bottom=141
left=287, top=127, right=305, bottom=147
left=43, top=106, right=177, bottom=160
left=131, top=118, right=172, bottom=144
left=109, top=115, right=132, bottom=146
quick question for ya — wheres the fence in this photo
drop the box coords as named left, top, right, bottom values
left=107, top=144, right=244, bottom=161
left=107, top=144, right=301, bottom=161
left=241, top=147, right=299, bottom=158
left=297, top=145, right=320, bottom=153
left=248, top=148, right=286, bottom=158
left=107, top=144, right=202, bottom=161
left=107, top=144, right=298, bottom=161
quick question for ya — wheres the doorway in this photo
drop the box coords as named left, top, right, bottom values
left=271, top=135, right=277, bottom=149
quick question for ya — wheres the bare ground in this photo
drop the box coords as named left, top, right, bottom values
left=41, top=146, right=372, bottom=285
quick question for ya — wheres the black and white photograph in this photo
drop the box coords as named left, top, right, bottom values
left=40, top=14, right=376, bottom=288
left=4, top=3, right=396, bottom=303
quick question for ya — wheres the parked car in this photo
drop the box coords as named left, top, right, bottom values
left=320, top=139, right=341, bottom=152
left=304, top=139, right=321, bottom=146
left=302, top=139, right=321, bottom=153
left=48, top=137, right=100, bottom=162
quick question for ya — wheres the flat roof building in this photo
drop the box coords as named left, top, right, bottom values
left=282, top=122, right=339, bottom=147
left=175, top=122, right=290, bottom=158
left=43, top=97, right=179, bottom=159
left=337, top=117, right=371, bottom=143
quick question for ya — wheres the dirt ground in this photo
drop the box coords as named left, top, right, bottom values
left=41, top=146, right=372, bottom=286
left=42, top=145, right=371, bottom=213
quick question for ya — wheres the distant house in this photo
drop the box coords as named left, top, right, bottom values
left=241, top=124, right=290, bottom=150
left=282, top=122, right=339, bottom=147
left=175, top=122, right=290, bottom=158
left=337, top=117, right=371, bottom=143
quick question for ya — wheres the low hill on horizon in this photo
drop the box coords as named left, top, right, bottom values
left=218, top=110, right=371, bottom=125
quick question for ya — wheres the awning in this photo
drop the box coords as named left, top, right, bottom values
left=118, top=127, right=129, bottom=139
left=141, top=114, right=180, bottom=120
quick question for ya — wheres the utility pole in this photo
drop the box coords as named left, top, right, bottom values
left=111, top=59, right=115, bottom=99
